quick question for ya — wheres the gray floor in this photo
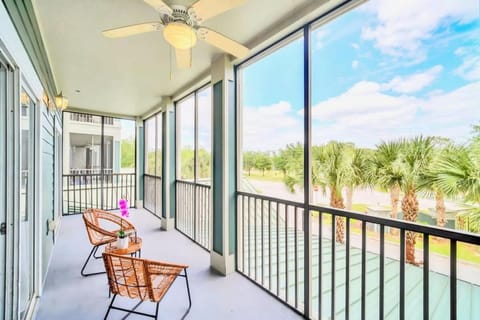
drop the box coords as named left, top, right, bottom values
left=35, top=209, right=301, bottom=320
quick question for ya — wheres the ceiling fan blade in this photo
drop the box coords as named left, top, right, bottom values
left=143, top=0, right=173, bottom=15
left=198, top=27, right=249, bottom=58
left=189, top=0, right=245, bottom=22
left=102, top=22, right=163, bottom=38
left=175, top=48, right=192, bottom=69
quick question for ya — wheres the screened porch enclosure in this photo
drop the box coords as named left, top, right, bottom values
left=2, top=0, right=478, bottom=318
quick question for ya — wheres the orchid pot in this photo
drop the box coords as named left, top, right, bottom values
left=117, top=235, right=129, bottom=249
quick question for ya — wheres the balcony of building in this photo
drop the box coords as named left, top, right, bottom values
left=1, top=0, right=479, bottom=319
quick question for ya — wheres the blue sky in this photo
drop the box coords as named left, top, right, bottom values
left=241, top=0, right=480, bottom=150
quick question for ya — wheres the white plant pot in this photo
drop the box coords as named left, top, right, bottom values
left=117, top=237, right=129, bottom=249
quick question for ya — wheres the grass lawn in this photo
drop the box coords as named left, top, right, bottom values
left=243, top=169, right=284, bottom=182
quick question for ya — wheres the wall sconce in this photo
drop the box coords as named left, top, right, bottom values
left=20, top=92, right=30, bottom=106
left=55, top=91, right=69, bottom=110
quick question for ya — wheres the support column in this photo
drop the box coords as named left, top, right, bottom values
left=161, top=98, right=176, bottom=230
left=210, top=55, right=236, bottom=275
left=135, top=118, right=144, bottom=208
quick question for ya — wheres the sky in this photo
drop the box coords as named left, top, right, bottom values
left=241, top=0, right=480, bottom=151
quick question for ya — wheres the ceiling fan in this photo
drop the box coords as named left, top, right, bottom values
left=102, top=0, right=250, bottom=68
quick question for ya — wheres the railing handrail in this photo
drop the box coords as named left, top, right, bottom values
left=63, top=173, right=135, bottom=177
left=144, top=173, right=162, bottom=179
left=237, top=190, right=480, bottom=245
left=176, top=179, right=211, bottom=188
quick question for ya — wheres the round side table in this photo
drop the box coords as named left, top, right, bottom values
left=104, top=236, right=142, bottom=258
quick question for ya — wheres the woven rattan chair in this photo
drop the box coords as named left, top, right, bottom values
left=81, top=208, right=136, bottom=276
left=102, top=252, right=192, bottom=319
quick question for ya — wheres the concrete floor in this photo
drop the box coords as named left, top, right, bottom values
left=35, top=209, right=301, bottom=320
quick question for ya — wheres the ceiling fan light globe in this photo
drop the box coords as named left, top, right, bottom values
left=163, top=22, right=197, bottom=50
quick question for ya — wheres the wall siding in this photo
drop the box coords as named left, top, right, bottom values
left=40, top=108, right=55, bottom=279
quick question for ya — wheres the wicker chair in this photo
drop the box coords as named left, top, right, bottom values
left=102, top=252, right=192, bottom=319
left=81, top=208, right=136, bottom=276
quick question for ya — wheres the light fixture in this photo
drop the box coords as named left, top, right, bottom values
left=20, top=92, right=30, bottom=106
left=163, top=22, right=197, bottom=50
left=55, top=91, right=69, bottom=110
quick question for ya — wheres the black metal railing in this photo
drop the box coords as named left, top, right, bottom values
left=62, top=173, right=135, bottom=215
left=176, top=180, right=212, bottom=250
left=144, top=174, right=162, bottom=216
left=237, top=191, right=480, bottom=320
left=70, top=112, right=114, bottom=125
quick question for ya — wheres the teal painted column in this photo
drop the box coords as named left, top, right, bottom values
left=135, top=119, right=144, bottom=207
left=210, top=55, right=236, bottom=275
left=161, top=99, right=176, bottom=230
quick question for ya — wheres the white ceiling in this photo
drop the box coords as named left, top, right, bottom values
left=33, top=0, right=342, bottom=117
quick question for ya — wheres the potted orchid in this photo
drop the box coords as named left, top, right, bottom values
left=117, top=197, right=130, bottom=249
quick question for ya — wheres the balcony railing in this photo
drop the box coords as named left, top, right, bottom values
left=62, top=173, right=135, bottom=215
left=69, top=168, right=113, bottom=176
left=176, top=180, right=212, bottom=250
left=144, top=174, right=161, bottom=215
left=237, top=191, right=480, bottom=320
left=69, top=113, right=114, bottom=125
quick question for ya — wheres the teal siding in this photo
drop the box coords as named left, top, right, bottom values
left=41, top=108, right=55, bottom=278
left=212, top=81, right=223, bottom=254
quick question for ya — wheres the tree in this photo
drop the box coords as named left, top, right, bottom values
left=120, top=140, right=135, bottom=169
left=344, top=147, right=373, bottom=210
left=281, top=143, right=304, bottom=192
left=255, top=152, right=273, bottom=176
left=243, top=151, right=256, bottom=176
left=420, top=138, right=454, bottom=227
left=273, top=153, right=288, bottom=176
left=433, top=140, right=480, bottom=230
left=180, top=147, right=194, bottom=180
left=369, top=140, right=404, bottom=221
left=197, top=148, right=211, bottom=181
left=397, top=136, right=435, bottom=264
left=312, top=142, right=356, bottom=244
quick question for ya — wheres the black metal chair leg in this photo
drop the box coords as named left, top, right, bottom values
left=178, top=268, right=192, bottom=320
left=155, top=301, right=160, bottom=319
left=81, top=245, right=106, bottom=276
left=104, top=294, right=117, bottom=320
left=184, top=268, right=192, bottom=309
left=93, top=245, right=103, bottom=259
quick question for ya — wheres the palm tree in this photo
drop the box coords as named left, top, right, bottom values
left=312, top=142, right=356, bottom=244
left=397, top=136, right=435, bottom=264
left=432, top=140, right=480, bottom=229
left=282, top=143, right=304, bottom=193
left=369, top=141, right=404, bottom=221
left=345, top=147, right=373, bottom=210
left=420, top=139, right=454, bottom=227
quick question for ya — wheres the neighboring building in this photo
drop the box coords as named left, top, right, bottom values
left=62, top=112, right=122, bottom=175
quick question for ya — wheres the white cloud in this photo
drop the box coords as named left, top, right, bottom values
left=352, top=60, right=359, bottom=69
left=242, top=101, right=303, bottom=151
left=351, top=43, right=360, bottom=50
left=311, top=79, right=480, bottom=148
left=382, top=65, right=443, bottom=93
left=314, top=29, right=328, bottom=50
left=361, top=0, right=478, bottom=61
left=454, top=46, right=480, bottom=81
left=311, top=80, right=418, bottom=120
